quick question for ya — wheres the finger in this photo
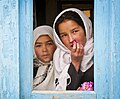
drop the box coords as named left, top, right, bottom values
left=76, top=43, right=80, bottom=53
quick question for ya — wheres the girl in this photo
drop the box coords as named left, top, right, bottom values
left=53, top=8, right=94, bottom=90
left=33, top=25, right=56, bottom=90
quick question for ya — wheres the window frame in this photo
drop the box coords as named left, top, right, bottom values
left=19, top=0, right=111, bottom=99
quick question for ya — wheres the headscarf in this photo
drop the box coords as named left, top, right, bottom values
left=53, top=8, right=94, bottom=90
left=33, top=25, right=55, bottom=90
left=33, top=25, right=54, bottom=58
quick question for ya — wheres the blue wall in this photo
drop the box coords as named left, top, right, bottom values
left=94, top=0, right=120, bottom=99
left=0, top=0, right=19, bottom=99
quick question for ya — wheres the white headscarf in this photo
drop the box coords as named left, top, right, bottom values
left=33, top=25, right=54, bottom=58
left=33, top=25, right=55, bottom=90
left=53, top=8, right=94, bottom=90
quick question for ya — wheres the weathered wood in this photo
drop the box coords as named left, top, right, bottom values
left=32, top=91, right=96, bottom=99
left=94, top=0, right=110, bottom=99
left=0, top=0, right=19, bottom=99
left=19, top=0, right=33, bottom=99
left=109, top=0, right=120, bottom=99
left=94, top=0, right=120, bottom=99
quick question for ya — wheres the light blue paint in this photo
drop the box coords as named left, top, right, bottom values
left=0, top=0, right=19, bottom=99
left=94, top=0, right=111, bottom=99
left=94, top=0, right=120, bottom=99
left=19, top=0, right=33, bottom=99
left=0, top=0, right=120, bottom=99
left=19, top=0, right=96, bottom=98
left=32, top=91, right=96, bottom=99
left=109, top=0, right=120, bottom=99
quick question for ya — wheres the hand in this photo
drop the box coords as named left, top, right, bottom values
left=71, top=41, right=84, bottom=72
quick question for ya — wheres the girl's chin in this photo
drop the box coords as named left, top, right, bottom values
left=42, top=58, right=51, bottom=63
left=43, top=60, right=51, bottom=63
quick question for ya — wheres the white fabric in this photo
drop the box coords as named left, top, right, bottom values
left=33, top=61, right=55, bottom=90
left=33, top=25, right=54, bottom=58
left=53, top=8, right=94, bottom=90
left=33, top=25, right=55, bottom=90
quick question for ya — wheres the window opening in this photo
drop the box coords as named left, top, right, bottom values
left=33, top=0, right=94, bottom=91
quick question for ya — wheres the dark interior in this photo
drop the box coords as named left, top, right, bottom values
left=33, top=0, right=94, bottom=29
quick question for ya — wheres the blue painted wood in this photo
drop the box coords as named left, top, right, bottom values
left=0, top=0, right=19, bottom=99
left=94, top=0, right=120, bottom=99
left=109, top=0, right=120, bottom=99
left=19, top=0, right=33, bottom=99
left=32, top=91, right=96, bottom=99
left=18, top=0, right=96, bottom=98
left=94, top=0, right=110, bottom=99
left=19, top=0, right=96, bottom=99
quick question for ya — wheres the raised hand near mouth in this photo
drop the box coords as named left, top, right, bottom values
left=71, top=40, right=84, bottom=72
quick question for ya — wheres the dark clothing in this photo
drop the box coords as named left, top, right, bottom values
left=33, top=59, right=39, bottom=78
left=66, top=63, right=94, bottom=90
left=33, top=67, right=38, bottom=78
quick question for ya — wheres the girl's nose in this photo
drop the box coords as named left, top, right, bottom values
left=69, top=34, right=74, bottom=43
left=42, top=45, right=47, bottom=52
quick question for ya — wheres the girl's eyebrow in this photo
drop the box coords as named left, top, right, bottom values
left=60, top=32, right=65, bottom=34
left=71, top=27, right=79, bottom=31
left=46, top=40, right=53, bottom=43
left=35, top=42, right=42, bottom=45
left=35, top=40, right=53, bottom=44
left=59, top=26, right=80, bottom=34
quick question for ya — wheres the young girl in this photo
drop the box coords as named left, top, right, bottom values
left=53, top=8, right=94, bottom=90
left=33, top=25, right=56, bottom=90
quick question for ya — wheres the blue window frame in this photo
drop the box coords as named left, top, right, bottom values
left=19, top=0, right=96, bottom=99
left=19, top=0, right=120, bottom=99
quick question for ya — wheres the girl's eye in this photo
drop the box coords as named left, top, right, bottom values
left=60, top=34, right=67, bottom=38
left=47, top=42, right=53, bottom=45
left=72, top=30, right=79, bottom=34
left=35, top=44, right=41, bottom=47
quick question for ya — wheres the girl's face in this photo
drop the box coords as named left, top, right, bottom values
left=58, top=20, right=86, bottom=51
left=34, top=35, right=56, bottom=63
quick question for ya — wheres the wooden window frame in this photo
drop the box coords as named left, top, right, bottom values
left=19, top=0, right=118, bottom=99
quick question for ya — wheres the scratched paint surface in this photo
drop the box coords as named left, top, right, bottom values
left=94, top=0, right=120, bottom=99
left=19, top=0, right=96, bottom=98
left=31, top=91, right=96, bottom=99
left=0, top=0, right=19, bottom=99
left=19, top=0, right=33, bottom=99
left=109, top=0, right=120, bottom=99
